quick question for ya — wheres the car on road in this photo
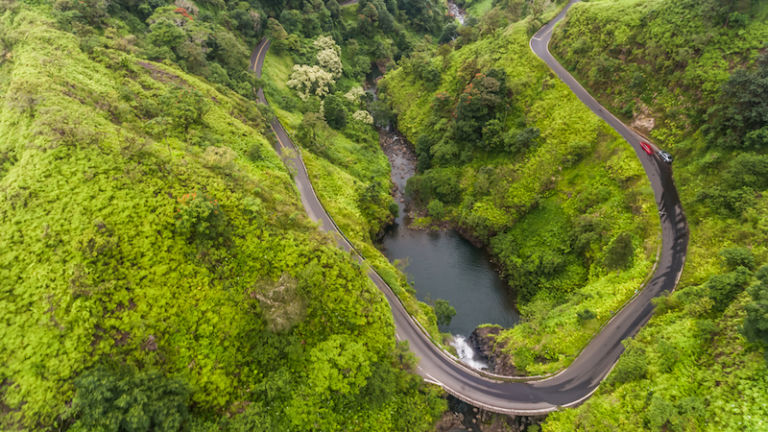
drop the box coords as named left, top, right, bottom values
left=657, top=150, right=673, bottom=164
left=639, top=141, right=653, bottom=155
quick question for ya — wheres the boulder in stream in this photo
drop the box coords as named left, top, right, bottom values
left=468, top=325, right=520, bottom=376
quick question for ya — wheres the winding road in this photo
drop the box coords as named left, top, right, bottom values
left=250, top=0, right=688, bottom=414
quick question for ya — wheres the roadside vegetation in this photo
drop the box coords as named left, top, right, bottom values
left=260, top=0, right=454, bottom=339
left=540, top=0, right=768, bottom=429
left=5, top=0, right=766, bottom=428
left=0, top=1, right=446, bottom=430
left=381, top=1, right=659, bottom=375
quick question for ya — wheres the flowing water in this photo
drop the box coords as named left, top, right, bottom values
left=447, top=0, right=467, bottom=25
left=377, top=130, right=518, bottom=368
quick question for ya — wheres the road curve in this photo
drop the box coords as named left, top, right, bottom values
left=250, top=0, right=688, bottom=414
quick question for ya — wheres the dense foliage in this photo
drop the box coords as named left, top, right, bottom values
left=433, top=299, right=457, bottom=327
left=259, top=0, right=454, bottom=336
left=550, top=0, right=768, bottom=141
left=543, top=0, right=768, bottom=430
left=0, top=2, right=446, bottom=430
left=707, top=53, right=768, bottom=149
left=382, top=4, right=659, bottom=374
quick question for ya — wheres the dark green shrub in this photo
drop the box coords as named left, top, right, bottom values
left=323, top=94, right=347, bottom=130
left=719, top=246, right=755, bottom=270
left=645, top=394, right=675, bottom=430
left=175, top=191, right=227, bottom=246
left=160, top=85, right=211, bottom=134
left=427, top=199, right=445, bottom=219
left=247, top=144, right=264, bottom=162
left=438, top=22, right=459, bottom=44
left=69, top=366, right=191, bottom=431
left=723, top=153, right=768, bottom=191
left=604, top=232, right=634, bottom=270
left=706, top=267, right=751, bottom=313
left=434, top=299, right=456, bottom=326
left=743, top=266, right=768, bottom=354
left=577, top=308, right=596, bottom=324
left=607, top=344, right=647, bottom=385
left=707, top=53, right=768, bottom=149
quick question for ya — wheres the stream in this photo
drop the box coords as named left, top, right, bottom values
left=447, top=0, right=467, bottom=25
left=376, top=130, right=518, bottom=369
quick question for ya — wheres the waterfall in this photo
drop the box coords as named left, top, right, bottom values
left=447, top=1, right=466, bottom=25
left=451, top=335, right=488, bottom=370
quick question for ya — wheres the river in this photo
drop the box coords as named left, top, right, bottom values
left=376, top=129, right=518, bottom=368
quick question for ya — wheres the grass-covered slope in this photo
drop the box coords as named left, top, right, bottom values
left=259, top=2, right=451, bottom=339
left=0, top=5, right=444, bottom=431
left=550, top=0, right=768, bottom=135
left=540, top=0, right=768, bottom=430
left=381, top=15, right=659, bottom=374
left=263, top=51, right=442, bottom=335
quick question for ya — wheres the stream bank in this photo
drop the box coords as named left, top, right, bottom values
left=376, top=127, right=519, bottom=368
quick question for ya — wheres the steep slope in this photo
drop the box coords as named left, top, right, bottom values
left=542, top=0, right=768, bottom=430
left=381, top=9, right=660, bottom=375
left=258, top=0, right=454, bottom=337
left=0, top=4, right=444, bottom=430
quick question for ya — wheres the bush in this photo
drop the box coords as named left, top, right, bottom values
left=696, top=186, right=756, bottom=217
left=743, top=266, right=768, bottom=353
left=706, top=267, right=752, bottom=313
left=175, top=190, right=228, bottom=246
left=160, top=85, right=210, bottom=134
left=607, top=344, right=647, bottom=385
left=645, top=394, right=676, bottom=430
left=708, top=53, right=768, bottom=149
left=434, top=299, right=456, bottom=326
left=577, top=308, right=596, bottom=324
left=719, top=247, right=755, bottom=270
left=406, top=168, right=462, bottom=205
left=69, top=366, right=191, bottom=431
left=54, top=0, right=109, bottom=28
left=247, top=144, right=264, bottom=162
left=723, top=153, right=768, bottom=191
left=323, top=94, right=347, bottom=130
left=438, top=22, right=459, bottom=44
left=296, top=112, right=329, bottom=152
left=604, top=232, right=634, bottom=270
left=427, top=199, right=446, bottom=219
left=507, top=127, right=541, bottom=153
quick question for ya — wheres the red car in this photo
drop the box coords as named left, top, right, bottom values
left=639, top=141, right=653, bottom=155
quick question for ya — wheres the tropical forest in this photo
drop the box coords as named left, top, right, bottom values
left=0, top=0, right=766, bottom=431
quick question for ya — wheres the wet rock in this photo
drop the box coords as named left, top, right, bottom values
left=434, top=410, right=467, bottom=432
left=468, top=326, right=520, bottom=376
left=446, top=395, right=545, bottom=432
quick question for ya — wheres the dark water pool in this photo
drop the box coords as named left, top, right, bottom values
left=377, top=131, right=519, bottom=337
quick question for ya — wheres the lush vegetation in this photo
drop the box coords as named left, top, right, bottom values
left=381, top=2, right=660, bottom=374
left=0, top=1, right=446, bottom=430
left=546, top=254, right=768, bottom=431
left=260, top=0, right=455, bottom=339
left=540, top=0, right=768, bottom=429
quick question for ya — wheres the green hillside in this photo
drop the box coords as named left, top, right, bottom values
left=542, top=0, right=768, bottom=430
left=258, top=0, right=454, bottom=339
left=380, top=6, right=660, bottom=374
left=0, top=2, right=444, bottom=430
left=4, top=0, right=767, bottom=429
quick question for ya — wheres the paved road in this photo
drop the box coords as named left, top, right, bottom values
left=250, top=0, right=688, bottom=413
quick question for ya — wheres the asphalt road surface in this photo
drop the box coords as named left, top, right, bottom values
left=250, top=0, right=688, bottom=413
